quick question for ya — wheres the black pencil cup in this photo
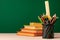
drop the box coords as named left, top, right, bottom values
left=42, top=24, right=54, bottom=39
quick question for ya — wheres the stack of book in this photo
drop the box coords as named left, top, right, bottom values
left=17, top=22, right=43, bottom=36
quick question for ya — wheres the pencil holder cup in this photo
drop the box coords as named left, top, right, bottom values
left=42, top=17, right=55, bottom=39
left=38, top=14, right=57, bottom=39
left=42, top=24, right=54, bottom=39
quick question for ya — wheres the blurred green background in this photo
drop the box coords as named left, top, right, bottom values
left=0, top=0, right=60, bottom=33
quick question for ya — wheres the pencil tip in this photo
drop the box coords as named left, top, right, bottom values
left=53, top=14, right=56, bottom=17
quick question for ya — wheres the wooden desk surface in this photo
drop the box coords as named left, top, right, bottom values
left=0, top=33, right=60, bottom=40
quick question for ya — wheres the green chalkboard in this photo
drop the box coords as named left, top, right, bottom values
left=0, top=0, right=60, bottom=33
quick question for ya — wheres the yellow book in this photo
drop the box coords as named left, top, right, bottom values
left=24, top=25, right=42, bottom=30
left=30, top=22, right=43, bottom=28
